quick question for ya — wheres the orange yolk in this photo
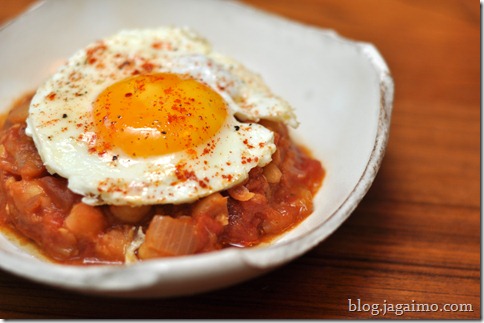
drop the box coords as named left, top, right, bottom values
left=93, top=73, right=227, bottom=158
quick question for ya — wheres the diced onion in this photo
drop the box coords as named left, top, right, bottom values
left=138, top=215, right=198, bottom=259
left=125, top=227, right=145, bottom=264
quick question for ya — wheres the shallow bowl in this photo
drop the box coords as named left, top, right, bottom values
left=0, top=0, right=393, bottom=297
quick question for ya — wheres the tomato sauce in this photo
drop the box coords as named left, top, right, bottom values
left=0, top=93, right=324, bottom=265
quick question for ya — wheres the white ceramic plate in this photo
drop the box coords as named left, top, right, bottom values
left=0, top=0, right=393, bottom=297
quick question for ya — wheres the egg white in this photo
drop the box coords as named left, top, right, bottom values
left=26, top=27, right=297, bottom=206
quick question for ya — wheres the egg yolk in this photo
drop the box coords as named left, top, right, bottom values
left=93, top=73, right=227, bottom=158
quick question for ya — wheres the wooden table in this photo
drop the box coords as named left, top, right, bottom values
left=0, top=0, right=480, bottom=319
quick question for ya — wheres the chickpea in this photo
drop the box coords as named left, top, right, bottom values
left=109, top=205, right=152, bottom=224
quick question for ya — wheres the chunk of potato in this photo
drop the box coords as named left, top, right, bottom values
left=65, top=203, right=106, bottom=239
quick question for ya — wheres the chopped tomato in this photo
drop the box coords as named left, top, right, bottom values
left=0, top=124, right=46, bottom=179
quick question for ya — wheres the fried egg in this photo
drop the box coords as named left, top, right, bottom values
left=26, top=28, right=297, bottom=206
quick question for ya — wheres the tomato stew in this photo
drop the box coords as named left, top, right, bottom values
left=0, top=94, right=324, bottom=265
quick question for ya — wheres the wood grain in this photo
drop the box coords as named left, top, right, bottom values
left=0, top=0, right=479, bottom=319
